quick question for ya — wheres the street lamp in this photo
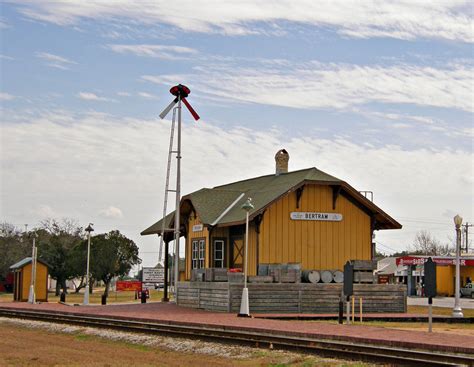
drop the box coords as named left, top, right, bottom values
left=83, top=223, right=94, bottom=305
left=27, top=232, right=38, bottom=304
left=238, top=197, right=254, bottom=317
left=452, top=215, right=463, bottom=318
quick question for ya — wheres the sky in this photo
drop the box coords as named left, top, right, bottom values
left=1, top=1, right=473, bottom=269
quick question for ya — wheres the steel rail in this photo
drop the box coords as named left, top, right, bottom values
left=0, top=308, right=472, bottom=366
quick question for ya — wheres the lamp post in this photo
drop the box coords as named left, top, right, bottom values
left=83, top=223, right=94, bottom=305
left=452, top=215, right=463, bottom=318
left=238, top=197, right=254, bottom=317
left=27, top=232, right=38, bottom=304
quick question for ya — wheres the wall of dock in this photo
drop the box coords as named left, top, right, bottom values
left=177, top=282, right=407, bottom=314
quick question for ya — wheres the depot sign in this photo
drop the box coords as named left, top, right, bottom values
left=290, top=212, right=342, bottom=221
left=396, top=256, right=474, bottom=267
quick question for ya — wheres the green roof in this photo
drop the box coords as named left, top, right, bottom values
left=141, top=167, right=401, bottom=236
left=10, top=257, right=49, bottom=270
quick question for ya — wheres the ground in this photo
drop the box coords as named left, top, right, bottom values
left=0, top=318, right=375, bottom=367
left=0, top=289, right=164, bottom=304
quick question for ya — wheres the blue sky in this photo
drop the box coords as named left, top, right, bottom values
left=1, top=1, right=473, bottom=266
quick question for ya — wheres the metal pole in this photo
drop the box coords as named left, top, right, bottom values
left=173, top=96, right=182, bottom=300
left=28, top=236, right=36, bottom=304
left=452, top=215, right=463, bottom=317
left=346, top=297, right=350, bottom=325
left=352, top=296, right=355, bottom=323
left=33, top=244, right=37, bottom=302
left=163, top=240, right=169, bottom=302
left=239, top=198, right=252, bottom=317
left=428, top=297, right=433, bottom=332
left=244, top=211, right=249, bottom=288
left=84, top=231, right=91, bottom=305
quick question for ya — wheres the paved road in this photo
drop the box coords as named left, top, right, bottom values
left=408, top=296, right=474, bottom=309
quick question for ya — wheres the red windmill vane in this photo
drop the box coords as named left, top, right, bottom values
left=159, top=84, right=200, bottom=121
left=157, top=84, right=199, bottom=302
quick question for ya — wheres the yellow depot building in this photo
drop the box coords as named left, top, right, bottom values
left=10, top=257, right=49, bottom=302
left=142, top=150, right=402, bottom=280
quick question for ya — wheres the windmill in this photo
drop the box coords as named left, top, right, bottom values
left=158, top=84, right=200, bottom=299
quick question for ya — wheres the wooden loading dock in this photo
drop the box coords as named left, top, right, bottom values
left=142, top=150, right=404, bottom=313
left=177, top=282, right=407, bottom=314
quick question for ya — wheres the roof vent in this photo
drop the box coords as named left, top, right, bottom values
left=275, top=149, right=289, bottom=175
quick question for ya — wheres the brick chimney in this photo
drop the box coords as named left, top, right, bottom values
left=275, top=149, right=289, bottom=175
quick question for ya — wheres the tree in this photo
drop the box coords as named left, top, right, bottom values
left=36, top=218, right=85, bottom=295
left=412, top=230, right=450, bottom=256
left=0, top=222, right=31, bottom=282
left=90, top=230, right=141, bottom=297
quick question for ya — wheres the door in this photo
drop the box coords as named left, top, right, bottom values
left=230, top=236, right=244, bottom=269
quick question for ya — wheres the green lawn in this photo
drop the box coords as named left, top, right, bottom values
left=0, top=289, right=166, bottom=304
left=408, top=305, right=474, bottom=317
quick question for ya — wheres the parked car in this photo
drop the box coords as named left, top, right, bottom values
left=460, top=283, right=473, bottom=298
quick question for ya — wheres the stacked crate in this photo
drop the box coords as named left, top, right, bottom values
left=352, top=260, right=377, bottom=284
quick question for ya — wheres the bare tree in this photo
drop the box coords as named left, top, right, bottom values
left=413, top=230, right=450, bottom=256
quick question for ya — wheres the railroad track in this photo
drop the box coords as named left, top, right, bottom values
left=0, top=308, right=472, bottom=366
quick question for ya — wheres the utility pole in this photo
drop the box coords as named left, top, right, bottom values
left=463, top=222, right=473, bottom=253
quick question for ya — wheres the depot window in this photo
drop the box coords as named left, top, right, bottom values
left=192, top=239, right=205, bottom=269
left=213, top=240, right=225, bottom=268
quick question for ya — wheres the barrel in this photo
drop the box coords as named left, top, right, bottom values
left=333, top=270, right=344, bottom=283
left=321, top=270, right=333, bottom=283
left=302, top=270, right=320, bottom=283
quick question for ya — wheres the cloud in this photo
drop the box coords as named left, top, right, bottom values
left=29, top=205, right=57, bottom=218
left=142, top=61, right=473, bottom=112
left=117, top=91, right=131, bottom=97
left=0, top=16, right=9, bottom=30
left=12, top=1, right=474, bottom=42
left=0, top=92, right=16, bottom=101
left=99, top=206, right=123, bottom=219
left=1, top=108, right=472, bottom=258
left=35, top=51, right=77, bottom=70
left=138, top=92, right=159, bottom=100
left=77, top=92, right=115, bottom=102
left=0, top=54, right=15, bottom=60
left=107, top=44, right=197, bottom=60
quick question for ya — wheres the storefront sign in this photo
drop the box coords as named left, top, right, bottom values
left=192, top=224, right=203, bottom=232
left=116, top=280, right=142, bottom=292
left=290, top=212, right=343, bottom=221
left=142, top=267, right=164, bottom=283
left=396, top=256, right=474, bottom=267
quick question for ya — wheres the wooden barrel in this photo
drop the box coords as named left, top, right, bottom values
left=333, top=270, right=344, bottom=283
left=302, top=270, right=320, bottom=283
left=321, top=270, right=333, bottom=283
left=308, top=270, right=320, bottom=283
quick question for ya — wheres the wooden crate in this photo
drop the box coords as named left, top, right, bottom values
left=213, top=268, right=228, bottom=282
left=227, top=272, right=244, bottom=283
left=248, top=276, right=273, bottom=283
left=352, top=260, right=377, bottom=271
left=205, top=268, right=214, bottom=282
left=354, top=271, right=375, bottom=283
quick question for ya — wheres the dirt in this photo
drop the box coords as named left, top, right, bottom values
left=0, top=318, right=373, bottom=366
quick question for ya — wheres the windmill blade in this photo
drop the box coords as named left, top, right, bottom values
left=159, top=98, right=178, bottom=119
left=182, top=97, right=200, bottom=121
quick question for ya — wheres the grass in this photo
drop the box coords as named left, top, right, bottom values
left=0, top=289, right=166, bottom=304
left=408, top=305, right=474, bottom=317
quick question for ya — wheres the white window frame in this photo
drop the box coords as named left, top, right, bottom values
left=213, top=240, right=225, bottom=268
left=192, top=239, right=206, bottom=269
